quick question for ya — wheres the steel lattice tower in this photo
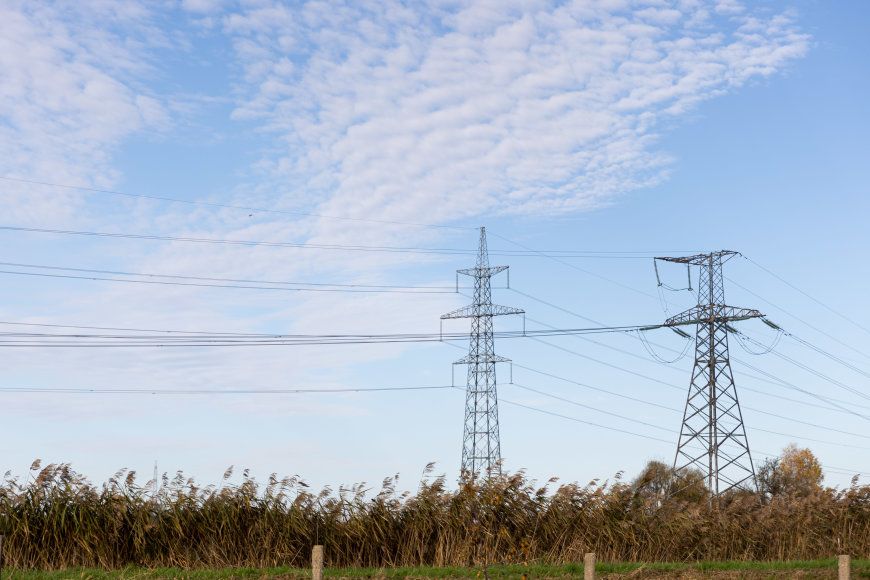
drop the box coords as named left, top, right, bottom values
left=442, top=227, right=523, bottom=479
left=657, top=251, right=763, bottom=496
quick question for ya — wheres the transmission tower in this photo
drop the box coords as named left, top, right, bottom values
left=442, top=227, right=523, bottom=480
left=656, top=250, right=762, bottom=496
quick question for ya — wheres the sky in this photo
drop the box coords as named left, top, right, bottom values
left=1, top=0, right=868, bottom=494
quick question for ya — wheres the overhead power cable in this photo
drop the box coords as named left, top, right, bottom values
left=781, top=327, right=870, bottom=382
left=491, top=292, right=870, bottom=443
left=514, top=358, right=870, bottom=446
left=498, top=379, right=870, bottom=458
left=445, top=334, right=870, bottom=470
left=488, top=232, right=674, bottom=306
left=516, top=355, right=870, bottom=443
left=742, top=405, right=870, bottom=442
left=445, top=338, right=870, bottom=447
left=511, top=362, right=679, bottom=413
left=510, top=287, right=870, bottom=420
left=0, top=384, right=455, bottom=394
left=0, top=225, right=489, bottom=255
left=0, top=175, right=473, bottom=231
left=732, top=356, right=870, bottom=421
left=509, top=381, right=672, bottom=434
left=0, top=320, right=281, bottom=336
left=726, top=276, right=870, bottom=364
left=0, top=225, right=688, bottom=259
left=0, top=264, right=456, bottom=294
left=745, top=256, right=870, bottom=337
left=732, top=328, right=870, bottom=404
left=494, top=392, right=674, bottom=444
left=0, top=323, right=658, bottom=347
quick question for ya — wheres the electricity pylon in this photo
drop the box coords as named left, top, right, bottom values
left=656, top=250, right=762, bottom=496
left=442, top=227, right=523, bottom=480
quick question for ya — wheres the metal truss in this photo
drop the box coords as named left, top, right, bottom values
left=657, top=251, right=761, bottom=496
left=442, top=227, right=523, bottom=479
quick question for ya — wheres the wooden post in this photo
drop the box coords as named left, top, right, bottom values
left=312, top=545, right=324, bottom=580
left=584, top=552, right=595, bottom=580
left=838, top=554, right=850, bottom=580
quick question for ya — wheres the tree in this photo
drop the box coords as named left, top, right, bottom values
left=632, top=460, right=707, bottom=504
left=757, top=444, right=823, bottom=499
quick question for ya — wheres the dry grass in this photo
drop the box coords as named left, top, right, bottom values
left=1, top=462, right=868, bottom=569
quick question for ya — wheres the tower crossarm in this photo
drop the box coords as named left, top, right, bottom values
left=457, top=265, right=509, bottom=278
left=454, top=354, right=511, bottom=365
left=441, top=304, right=525, bottom=320
left=663, top=305, right=763, bottom=327
left=656, top=250, right=739, bottom=266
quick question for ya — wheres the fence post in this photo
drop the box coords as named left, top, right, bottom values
left=584, top=552, right=595, bottom=580
left=838, top=554, right=850, bottom=580
left=312, top=545, right=324, bottom=580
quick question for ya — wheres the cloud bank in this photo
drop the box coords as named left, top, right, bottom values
left=0, top=0, right=169, bottom=223
left=223, top=0, right=809, bottom=225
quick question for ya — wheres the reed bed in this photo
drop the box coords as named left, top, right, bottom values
left=1, top=462, right=868, bottom=570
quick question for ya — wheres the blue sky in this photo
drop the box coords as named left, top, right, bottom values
left=1, top=0, right=868, bottom=493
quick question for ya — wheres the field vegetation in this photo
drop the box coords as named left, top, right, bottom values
left=0, top=451, right=868, bottom=571
left=4, top=560, right=870, bottom=580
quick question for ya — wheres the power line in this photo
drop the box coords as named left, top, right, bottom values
left=782, top=328, right=870, bottom=382
left=515, top=359, right=870, bottom=442
left=511, top=288, right=601, bottom=326
left=768, top=348, right=870, bottom=404
left=0, top=320, right=285, bottom=336
left=504, top=379, right=870, bottom=463
left=744, top=256, right=870, bottom=337
left=726, top=276, right=870, bottom=364
left=0, top=267, right=455, bottom=294
left=735, top=330, right=870, bottom=404
left=0, top=323, right=659, bottom=347
left=510, top=381, right=672, bottom=433
left=0, top=261, right=459, bottom=291
left=496, top=393, right=674, bottom=445
left=0, top=384, right=455, bottom=394
left=499, top=383, right=870, bottom=468
left=0, top=225, right=690, bottom=259
left=739, top=400, right=870, bottom=441
left=0, top=175, right=473, bottom=231
left=511, top=362, right=678, bottom=412
left=511, top=287, right=870, bottom=420
left=737, top=365, right=870, bottom=414
left=527, top=335, right=682, bottom=391
left=732, top=356, right=870, bottom=421
left=446, top=339, right=870, bottom=450
left=488, top=231, right=672, bottom=305
left=513, top=346, right=870, bottom=452
left=486, top=293, right=870, bottom=451
left=0, top=225, right=487, bottom=255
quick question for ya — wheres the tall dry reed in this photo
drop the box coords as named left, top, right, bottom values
left=1, top=461, right=868, bottom=569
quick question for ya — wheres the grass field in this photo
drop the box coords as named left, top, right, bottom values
left=3, top=560, right=869, bottom=580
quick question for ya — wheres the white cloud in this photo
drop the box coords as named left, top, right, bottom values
left=181, top=0, right=227, bottom=14
left=0, top=0, right=170, bottom=224
left=223, top=0, right=809, bottom=231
